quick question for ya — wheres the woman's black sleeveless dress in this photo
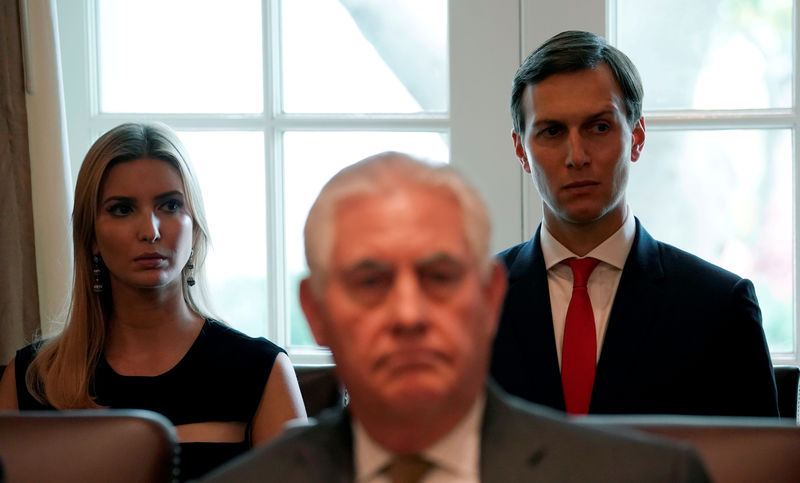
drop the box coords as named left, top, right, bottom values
left=14, top=319, right=285, bottom=481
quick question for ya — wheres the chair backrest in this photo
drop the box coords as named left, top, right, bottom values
left=294, top=364, right=346, bottom=417
left=581, top=415, right=800, bottom=483
left=774, top=365, right=800, bottom=422
left=292, top=363, right=800, bottom=421
left=0, top=409, right=178, bottom=483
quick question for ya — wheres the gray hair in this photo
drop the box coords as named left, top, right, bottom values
left=303, top=152, right=492, bottom=294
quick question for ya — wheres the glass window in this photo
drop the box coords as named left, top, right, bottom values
left=71, top=0, right=450, bottom=360
left=628, top=129, right=792, bottom=351
left=281, top=0, right=448, bottom=113
left=96, top=0, right=263, bottom=113
left=615, top=0, right=795, bottom=356
left=178, top=131, right=268, bottom=338
left=616, top=0, right=791, bottom=110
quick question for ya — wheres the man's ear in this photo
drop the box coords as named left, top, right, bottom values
left=483, top=259, right=508, bottom=338
left=512, top=129, right=532, bottom=174
left=299, top=278, right=328, bottom=347
left=630, top=117, right=646, bottom=162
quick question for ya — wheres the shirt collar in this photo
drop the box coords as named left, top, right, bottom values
left=541, top=209, right=636, bottom=270
left=353, top=394, right=485, bottom=481
left=353, top=419, right=392, bottom=482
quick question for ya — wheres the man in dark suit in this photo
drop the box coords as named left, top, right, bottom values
left=490, top=30, right=778, bottom=417
left=205, top=153, right=708, bottom=482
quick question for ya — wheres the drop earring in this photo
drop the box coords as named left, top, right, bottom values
left=186, top=249, right=196, bottom=287
left=92, top=255, right=103, bottom=293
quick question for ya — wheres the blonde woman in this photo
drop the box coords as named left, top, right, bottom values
left=0, top=122, right=307, bottom=480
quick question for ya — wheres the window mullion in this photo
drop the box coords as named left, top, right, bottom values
left=792, top=0, right=800, bottom=366
left=643, top=112, right=795, bottom=131
left=264, top=0, right=284, bottom=348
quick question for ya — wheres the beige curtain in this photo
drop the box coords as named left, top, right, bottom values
left=1, top=0, right=40, bottom=363
left=1, top=0, right=73, bottom=364
left=25, top=0, right=74, bottom=338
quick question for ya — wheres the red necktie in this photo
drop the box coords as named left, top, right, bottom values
left=561, top=257, right=600, bottom=415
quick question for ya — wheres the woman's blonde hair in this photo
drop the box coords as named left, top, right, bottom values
left=26, top=122, right=213, bottom=408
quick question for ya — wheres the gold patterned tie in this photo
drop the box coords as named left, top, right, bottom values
left=385, top=455, right=433, bottom=483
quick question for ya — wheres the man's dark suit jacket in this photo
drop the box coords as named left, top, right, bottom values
left=203, top=385, right=709, bottom=482
left=490, top=219, right=779, bottom=417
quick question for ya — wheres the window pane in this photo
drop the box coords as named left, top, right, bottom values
left=281, top=0, right=448, bottom=114
left=283, top=131, right=449, bottom=345
left=178, top=131, right=267, bottom=337
left=97, top=0, right=263, bottom=113
left=628, top=129, right=792, bottom=352
left=616, top=0, right=792, bottom=110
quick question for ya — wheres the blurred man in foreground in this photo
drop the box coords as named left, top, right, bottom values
left=205, top=152, right=707, bottom=482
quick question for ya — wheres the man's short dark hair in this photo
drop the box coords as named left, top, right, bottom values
left=510, top=30, right=644, bottom=135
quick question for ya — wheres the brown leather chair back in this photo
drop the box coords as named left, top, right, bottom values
left=294, top=365, right=346, bottom=417
left=0, top=409, right=178, bottom=483
left=582, top=416, right=800, bottom=483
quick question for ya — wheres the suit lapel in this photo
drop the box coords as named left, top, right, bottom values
left=498, top=227, right=565, bottom=410
left=309, top=409, right=356, bottom=481
left=480, top=385, right=548, bottom=481
left=591, top=219, right=665, bottom=412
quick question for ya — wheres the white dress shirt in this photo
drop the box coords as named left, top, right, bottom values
left=353, top=395, right=484, bottom=483
left=540, top=210, right=636, bottom=367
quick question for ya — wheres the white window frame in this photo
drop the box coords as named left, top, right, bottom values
left=56, top=0, right=797, bottom=366
left=55, top=0, right=523, bottom=364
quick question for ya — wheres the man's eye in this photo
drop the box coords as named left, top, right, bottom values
left=594, top=123, right=610, bottom=133
left=344, top=270, right=393, bottom=306
left=419, top=265, right=465, bottom=300
left=423, top=270, right=457, bottom=284
left=356, top=274, right=390, bottom=289
left=540, top=126, right=561, bottom=137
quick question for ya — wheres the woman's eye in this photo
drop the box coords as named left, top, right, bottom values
left=107, top=203, right=132, bottom=216
left=162, top=199, right=183, bottom=212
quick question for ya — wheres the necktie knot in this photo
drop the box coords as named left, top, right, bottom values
left=562, top=257, right=600, bottom=287
left=385, top=455, right=433, bottom=483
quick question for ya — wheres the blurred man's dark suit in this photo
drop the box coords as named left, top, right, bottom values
left=203, top=384, right=708, bottom=482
